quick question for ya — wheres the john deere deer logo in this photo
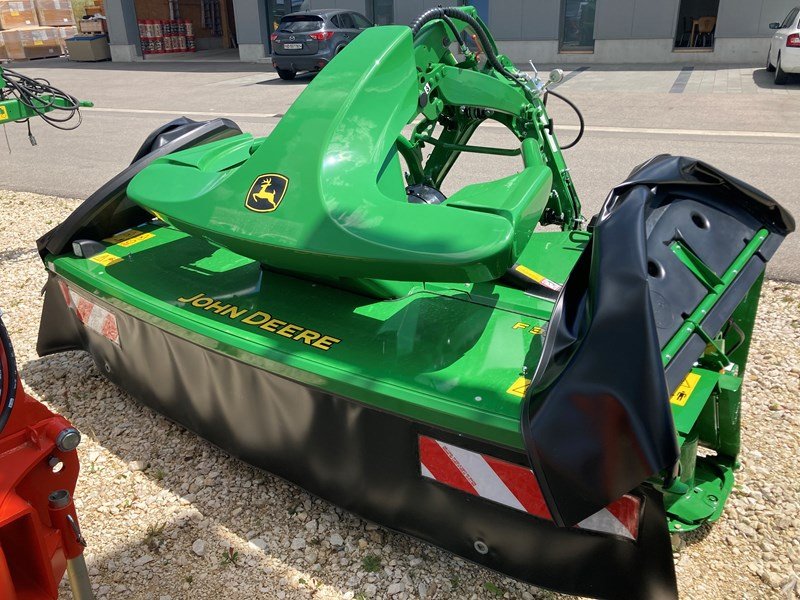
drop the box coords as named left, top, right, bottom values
left=245, top=174, right=288, bottom=212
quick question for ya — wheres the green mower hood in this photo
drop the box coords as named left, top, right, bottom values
left=126, top=26, right=552, bottom=282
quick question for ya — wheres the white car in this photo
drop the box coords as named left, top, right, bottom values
left=767, top=6, right=800, bottom=84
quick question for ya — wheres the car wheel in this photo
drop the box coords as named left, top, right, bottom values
left=335, top=45, right=345, bottom=55
left=766, top=48, right=775, bottom=72
left=277, top=68, right=296, bottom=81
left=775, top=54, right=788, bottom=85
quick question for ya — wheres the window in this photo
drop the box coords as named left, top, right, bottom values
left=278, top=15, right=323, bottom=33
left=338, top=12, right=355, bottom=29
left=330, top=14, right=342, bottom=28
left=560, top=0, right=596, bottom=51
left=370, top=0, right=393, bottom=26
left=351, top=13, right=373, bottom=29
left=780, top=8, right=799, bottom=29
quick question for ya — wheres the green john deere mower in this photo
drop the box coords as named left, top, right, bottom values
left=35, top=8, right=793, bottom=599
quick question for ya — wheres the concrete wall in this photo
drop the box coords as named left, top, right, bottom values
left=106, top=0, right=143, bottom=61
left=232, top=0, right=269, bottom=60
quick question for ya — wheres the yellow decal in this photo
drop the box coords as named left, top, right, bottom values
left=104, top=229, right=142, bottom=244
left=514, top=264, right=562, bottom=292
left=506, top=376, right=531, bottom=398
left=103, top=229, right=155, bottom=247
left=670, top=372, right=701, bottom=407
left=89, top=252, right=123, bottom=267
left=515, top=264, right=545, bottom=283
left=245, top=173, right=289, bottom=213
left=177, top=293, right=341, bottom=351
left=512, top=322, right=544, bottom=335
left=0, top=106, right=8, bottom=122
left=119, top=232, right=154, bottom=247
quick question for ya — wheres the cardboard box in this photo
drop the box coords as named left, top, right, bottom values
left=0, top=0, right=39, bottom=29
left=1, top=26, right=60, bottom=59
left=78, top=16, right=105, bottom=33
left=0, top=32, right=10, bottom=58
left=55, top=23, right=75, bottom=52
left=0, top=28, right=24, bottom=57
left=35, top=0, right=74, bottom=26
left=65, top=33, right=109, bottom=61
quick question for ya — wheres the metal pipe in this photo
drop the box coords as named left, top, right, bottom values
left=66, top=554, right=94, bottom=600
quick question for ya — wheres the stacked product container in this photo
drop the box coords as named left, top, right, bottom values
left=138, top=19, right=195, bottom=55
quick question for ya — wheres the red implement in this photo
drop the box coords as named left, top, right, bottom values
left=0, top=316, right=90, bottom=600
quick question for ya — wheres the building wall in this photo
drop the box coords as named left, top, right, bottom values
left=393, top=0, right=462, bottom=27
left=302, top=0, right=367, bottom=13
left=489, top=0, right=560, bottom=41
left=108, top=0, right=799, bottom=62
left=594, top=0, right=679, bottom=39
left=481, top=0, right=798, bottom=41
left=717, top=0, right=796, bottom=37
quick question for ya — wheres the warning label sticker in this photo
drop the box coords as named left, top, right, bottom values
left=506, top=376, right=531, bottom=398
left=89, top=252, right=123, bottom=267
left=669, top=372, right=701, bottom=407
left=0, top=106, right=8, bottom=122
left=104, top=229, right=155, bottom=247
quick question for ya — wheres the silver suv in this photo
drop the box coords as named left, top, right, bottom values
left=270, top=9, right=374, bottom=80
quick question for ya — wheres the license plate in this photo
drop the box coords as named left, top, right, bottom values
left=283, top=43, right=302, bottom=50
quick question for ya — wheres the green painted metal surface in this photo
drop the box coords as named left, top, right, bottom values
left=48, top=225, right=591, bottom=450
left=125, top=16, right=572, bottom=282
left=42, top=7, right=777, bottom=533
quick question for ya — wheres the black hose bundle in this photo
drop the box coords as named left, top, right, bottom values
left=0, top=66, right=83, bottom=131
left=0, top=316, right=18, bottom=435
left=411, top=7, right=520, bottom=86
left=411, top=8, right=585, bottom=149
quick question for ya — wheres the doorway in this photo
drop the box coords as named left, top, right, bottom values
left=674, top=0, right=719, bottom=50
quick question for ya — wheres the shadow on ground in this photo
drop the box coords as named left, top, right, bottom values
left=751, top=67, right=800, bottom=89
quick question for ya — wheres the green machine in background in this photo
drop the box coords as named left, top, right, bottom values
left=34, top=7, right=794, bottom=599
left=0, top=66, right=91, bottom=143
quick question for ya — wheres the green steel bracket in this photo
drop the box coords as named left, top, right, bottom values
left=414, top=133, right=521, bottom=157
left=662, top=229, right=769, bottom=366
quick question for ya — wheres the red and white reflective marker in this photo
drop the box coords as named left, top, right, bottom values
left=59, top=281, right=120, bottom=346
left=419, top=435, right=640, bottom=540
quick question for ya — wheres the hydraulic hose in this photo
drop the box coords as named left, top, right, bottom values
left=0, top=67, right=83, bottom=131
left=0, top=316, right=18, bottom=435
left=546, top=89, right=585, bottom=149
left=411, top=7, right=521, bottom=87
left=411, top=8, right=585, bottom=149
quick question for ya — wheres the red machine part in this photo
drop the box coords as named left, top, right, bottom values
left=0, top=322, right=85, bottom=600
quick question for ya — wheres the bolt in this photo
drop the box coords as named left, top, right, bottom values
left=56, top=428, right=81, bottom=452
left=474, top=396, right=482, bottom=402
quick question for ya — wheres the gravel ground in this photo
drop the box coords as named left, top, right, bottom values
left=1, top=188, right=798, bottom=600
